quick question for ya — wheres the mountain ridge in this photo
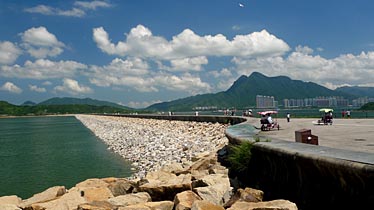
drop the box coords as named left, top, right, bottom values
left=146, top=72, right=355, bottom=111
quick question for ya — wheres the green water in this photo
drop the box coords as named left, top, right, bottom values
left=0, top=116, right=132, bottom=199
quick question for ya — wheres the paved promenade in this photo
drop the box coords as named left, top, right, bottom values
left=247, top=117, right=374, bottom=154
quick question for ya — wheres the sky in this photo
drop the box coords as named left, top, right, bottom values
left=1, top=0, right=374, bottom=108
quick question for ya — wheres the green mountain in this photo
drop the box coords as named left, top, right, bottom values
left=359, top=102, right=374, bottom=110
left=38, top=97, right=131, bottom=109
left=0, top=101, right=132, bottom=116
left=21, top=101, right=37, bottom=106
left=336, top=86, right=374, bottom=98
left=146, top=72, right=354, bottom=111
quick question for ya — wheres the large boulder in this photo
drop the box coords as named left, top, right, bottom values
left=224, top=188, right=264, bottom=208
left=227, top=199, right=298, bottom=210
left=26, top=190, right=86, bottom=210
left=174, top=190, right=202, bottom=210
left=77, top=201, right=117, bottom=210
left=103, top=178, right=136, bottom=196
left=118, top=201, right=174, bottom=210
left=138, top=171, right=192, bottom=201
left=20, top=186, right=66, bottom=208
left=108, top=192, right=151, bottom=207
left=0, top=195, right=21, bottom=206
left=191, top=200, right=224, bottom=210
left=0, top=204, right=21, bottom=210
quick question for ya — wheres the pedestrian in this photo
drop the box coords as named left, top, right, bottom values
left=346, top=110, right=351, bottom=118
left=286, top=113, right=290, bottom=122
left=342, top=110, right=345, bottom=118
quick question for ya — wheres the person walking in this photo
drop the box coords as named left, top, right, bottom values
left=286, top=113, right=290, bottom=122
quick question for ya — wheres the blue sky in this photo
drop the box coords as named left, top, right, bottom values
left=1, top=0, right=374, bottom=108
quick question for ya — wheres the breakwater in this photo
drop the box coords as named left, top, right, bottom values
left=75, top=114, right=230, bottom=178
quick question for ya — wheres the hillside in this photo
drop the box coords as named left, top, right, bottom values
left=336, top=86, right=374, bottom=98
left=146, top=72, right=354, bottom=111
left=0, top=101, right=133, bottom=116
left=38, top=97, right=131, bottom=109
left=359, top=102, right=374, bottom=110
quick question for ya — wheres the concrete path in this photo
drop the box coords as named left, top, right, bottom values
left=247, top=117, right=374, bottom=154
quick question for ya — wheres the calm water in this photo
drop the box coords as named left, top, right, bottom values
left=0, top=116, right=132, bottom=199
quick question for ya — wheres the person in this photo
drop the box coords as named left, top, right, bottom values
left=267, top=113, right=273, bottom=124
left=341, top=110, right=345, bottom=118
left=346, top=110, right=351, bottom=118
left=286, top=113, right=290, bottom=122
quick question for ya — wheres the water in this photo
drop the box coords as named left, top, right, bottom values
left=0, top=116, right=133, bottom=199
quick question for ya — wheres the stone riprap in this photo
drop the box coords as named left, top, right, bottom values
left=75, top=114, right=229, bottom=178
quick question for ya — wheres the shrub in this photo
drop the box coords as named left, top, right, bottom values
left=227, top=141, right=253, bottom=172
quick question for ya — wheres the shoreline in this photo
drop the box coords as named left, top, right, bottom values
left=75, top=114, right=230, bottom=178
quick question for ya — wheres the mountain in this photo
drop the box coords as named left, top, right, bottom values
left=38, top=97, right=131, bottom=110
left=146, top=72, right=354, bottom=111
left=336, top=86, right=374, bottom=98
left=21, top=101, right=36, bottom=106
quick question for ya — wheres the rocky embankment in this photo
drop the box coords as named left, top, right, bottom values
left=0, top=115, right=298, bottom=210
left=75, top=114, right=230, bottom=178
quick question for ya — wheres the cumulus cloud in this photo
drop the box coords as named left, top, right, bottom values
left=92, top=25, right=290, bottom=59
left=0, top=59, right=87, bottom=79
left=25, top=1, right=112, bottom=17
left=29, top=85, right=46, bottom=93
left=0, top=41, right=22, bottom=64
left=87, top=57, right=155, bottom=92
left=0, top=82, right=22, bottom=94
left=232, top=47, right=374, bottom=89
left=170, top=56, right=208, bottom=71
left=54, top=78, right=93, bottom=95
left=20, top=27, right=65, bottom=58
left=153, top=73, right=212, bottom=94
left=127, top=100, right=162, bottom=109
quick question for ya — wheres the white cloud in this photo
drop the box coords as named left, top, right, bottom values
left=87, top=57, right=155, bottom=92
left=232, top=48, right=374, bottom=88
left=25, top=5, right=85, bottom=17
left=92, top=25, right=290, bottom=59
left=127, top=100, right=162, bottom=109
left=170, top=56, right=208, bottom=71
left=20, top=27, right=65, bottom=58
left=24, top=1, right=112, bottom=17
left=0, top=59, right=87, bottom=79
left=153, top=73, right=212, bottom=94
left=29, top=85, right=46, bottom=93
left=0, top=41, right=22, bottom=65
left=0, top=82, right=22, bottom=94
left=74, top=1, right=112, bottom=10
left=295, top=45, right=314, bottom=55
left=54, top=78, right=93, bottom=95
left=42, top=81, right=52, bottom=86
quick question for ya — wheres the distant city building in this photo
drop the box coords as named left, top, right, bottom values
left=284, top=96, right=350, bottom=108
left=256, top=95, right=276, bottom=108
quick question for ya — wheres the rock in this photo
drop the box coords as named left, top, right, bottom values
left=27, top=190, right=86, bottom=210
left=174, top=190, right=202, bottom=210
left=118, top=201, right=174, bottom=210
left=223, top=188, right=264, bottom=208
left=194, top=184, right=233, bottom=206
left=105, top=178, right=136, bottom=196
left=191, top=200, right=224, bottom=210
left=0, top=195, right=22, bottom=206
left=78, top=201, right=117, bottom=210
left=0, top=204, right=21, bottom=210
left=76, top=179, right=109, bottom=189
left=20, top=186, right=66, bottom=208
left=227, top=199, right=298, bottom=210
left=139, top=171, right=192, bottom=201
left=108, top=192, right=151, bottom=207
left=81, top=187, right=114, bottom=202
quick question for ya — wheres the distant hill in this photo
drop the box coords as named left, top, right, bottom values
left=0, top=100, right=133, bottom=116
left=336, top=86, right=374, bottom=98
left=38, top=97, right=131, bottom=110
left=146, top=72, right=354, bottom=111
left=21, top=101, right=36, bottom=106
left=359, top=102, right=374, bottom=110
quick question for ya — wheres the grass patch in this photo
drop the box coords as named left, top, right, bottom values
left=227, top=141, right=254, bottom=172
